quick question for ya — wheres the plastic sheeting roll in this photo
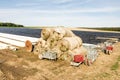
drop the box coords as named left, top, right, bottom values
left=59, top=36, right=82, bottom=52
left=47, top=36, right=58, bottom=49
left=53, top=28, right=75, bottom=40
left=41, top=28, right=53, bottom=41
left=33, top=38, right=47, bottom=55
left=70, top=46, right=88, bottom=56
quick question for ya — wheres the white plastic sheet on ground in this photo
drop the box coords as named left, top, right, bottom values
left=0, top=32, right=39, bottom=48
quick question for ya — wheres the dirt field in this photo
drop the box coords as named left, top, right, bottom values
left=0, top=42, right=120, bottom=80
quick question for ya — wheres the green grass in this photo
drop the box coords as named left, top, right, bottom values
left=117, top=55, right=120, bottom=61
left=111, top=55, right=120, bottom=70
left=111, top=62, right=119, bottom=70
left=101, top=72, right=110, bottom=77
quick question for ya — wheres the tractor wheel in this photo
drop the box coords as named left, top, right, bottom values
left=106, top=50, right=110, bottom=55
left=104, top=49, right=106, bottom=54
left=108, top=50, right=110, bottom=55
left=25, top=40, right=34, bottom=52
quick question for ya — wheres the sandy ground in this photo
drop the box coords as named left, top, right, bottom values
left=0, top=42, right=120, bottom=80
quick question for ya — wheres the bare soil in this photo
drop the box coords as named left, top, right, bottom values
left=0, top=42, right=120, bottom=80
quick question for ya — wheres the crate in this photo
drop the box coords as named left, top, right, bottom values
left=83, top=44, right=98, bottom=66
left=39, top=51, right=57, bottom=60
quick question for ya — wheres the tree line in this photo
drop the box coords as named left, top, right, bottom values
left=0, top=22, right=24, bottom=27
left=84, top=27, right=120, bottom=32
left=92, top=27, right=120, bottom=31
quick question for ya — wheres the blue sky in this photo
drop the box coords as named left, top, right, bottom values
left=0, top=0, right=120, bottom=27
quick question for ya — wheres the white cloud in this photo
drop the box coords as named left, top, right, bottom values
left=0, top=6, right=120, bottom=27
left=52, top=0, right=94, bottom=4
left=0, top=7, right=120, bottom=15
left=16, top=3, right=39, bottom=6
left=1, top=13, right=119, bottom=27
left=78, top=0, right=94, bottom=5
left=52, top=0, right=73, bottom=4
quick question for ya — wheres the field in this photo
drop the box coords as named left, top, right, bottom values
left=0, top=27, right=120, bottom=44
left=0, top=42, right=120, bottom=80
left=90, top=27, right=120, bottom=32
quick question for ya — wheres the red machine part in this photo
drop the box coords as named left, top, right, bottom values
left=73, top=55, right=85, bottom=63
left=106, top=46, right=113, bottom=51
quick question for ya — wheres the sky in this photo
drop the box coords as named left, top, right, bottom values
left=0, top=0, right=120, bottom=27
